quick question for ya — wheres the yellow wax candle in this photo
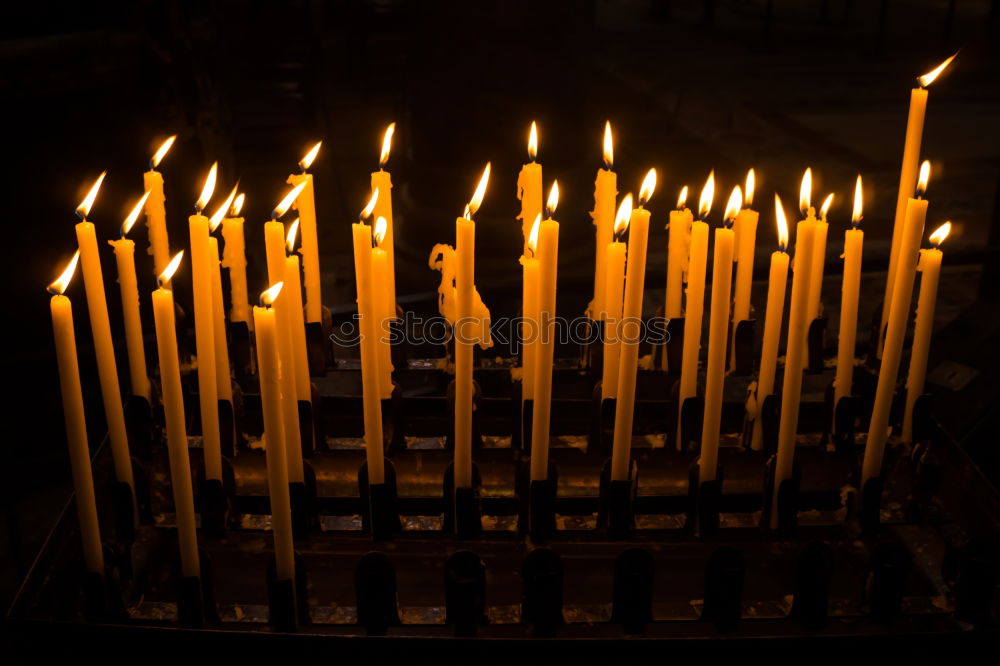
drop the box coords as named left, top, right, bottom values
left=517, top=122, right=543, bottom=256
left=611, top=171, right=656, bottom=481
left=208, top=237, right=232, bottom=402
left=372, top=123, right=397, bottom=310
left=530, top=182, right=561, bottom=482
left=372, top=217, right=396, bottom=399
left=109, top=191, right=152, bottom=401
left=750, top=196, right=790, bottom=451
left=772, top=190, right=818, bottom=525
left=143, top=136, right=175, bottom=280
left=520, top=219, right=540, bottom=402
left=903, top=222, right=949, bottom=443
left=806, top=194, right=833, bottom=324
left=881, top=55, right=954, bottom=349
left=677, top=172, right=714, bottom=447
left=152, top=252, right=200, bottom=578
left=699, top=187, right=739, bottom=483
left=221, top=193, right=250, bottom=326
left=253, top=284, right=296, bottom=583
left=456, top=165, right=491, bottom=487
left=864, top=164, right=930, bottom=482
left=731, top=170, right=758, bottom=324
left=189, top=164, right=222, bottom=482
left=48, top=252, right=104, bottom=575
left=601, top=196, right=632, bottom=400
left=353, top=189, right=385, bottom=484
left=665, top=189, right=692, bottom=321
left=289, top=141, right=322, bottom=323
left=834, top=177, right=865, bottom=408
left=591, top=121, right=617, bottom=319
left=74, top=174, right=134, bottom=492
left=284, top=220, right=313, bottom=401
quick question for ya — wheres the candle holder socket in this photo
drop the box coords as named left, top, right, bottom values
left=442, top=461, right=483, bottom=538
left=124, top=394, right=155, bottom=460
left=81, top=566, right=125, bottom=623
left=807, top=316, right=828, bottom=374
left=297, top=399, right=316, bottom=459
left=610, top=548, right=654, bottom=634
left=866, top=541, right=910, bottom=625
left=789, top=541, right=834, bottom=629
left=589, top=386, right=615, bottom=457
left=218, top=397, right=237, bottom=459
left=908, top=393, right=935, bottom=444
left=521, top=547, right=564, bottom=638
left=198, top=477, right=229, bottom=539
left=176, top=549, right=219, bottom=628
left=444, top=550, right=487, bottom=637
left=761, top=455, right=801, bottom=534
left=598, top=458, right=636, bottom=539
left=289, top=462, right=317, bottom=540
left=827, top=390, right=858, bottom=454
left=688, top=462, right=723, bottom=538
left=267, top=551, right=309, bottom=632
left=518, top=459, right=558, bottom=542
left=355, top=551, right=400, bottom=635
left=729, top=318, right=757, bottom=376
left=701, top=546, right=745, bottom=632
left=673, top=393, right=703, bottom=453
left=227, top=320, right=254, bottom=382
left=358, top=459, right=401, bottom=540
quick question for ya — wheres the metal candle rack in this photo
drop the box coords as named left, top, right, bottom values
left=8, top=309, right=1000, bottom=653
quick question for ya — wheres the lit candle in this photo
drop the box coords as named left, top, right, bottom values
left=284, top=219, right=313, bottom=402
left=600, top=196, right=633, bottom=400
left=806, top=192, right=833, bottom=325
left=750, top=196, right=790, bottom=451
left=731, top=169, right=758, bottom=325
left=591, top=121, right=617, bottom=319
left=208, top=187, right=238, bottom=404
left=74, top=174, right=135, bottom=493
left=353, top=190, right=385, bottom=484
left=188, top=163, right=223, bottom=483
left=863, top=161, right=931, bottom=483
left=530, top=181, right=561, bottom=482
left=664, top=186, right=691, bottom=321
left=610, top=170, right=656, bottom=481
left=520, top=215, right=540, bottom=401
left=698, top=186, right=739, bottom=483
left=771, top=169, right=819, bottom=525
left=677, top=172, right=714, bottom=447
left=371, top=216, right=396, bottom=398
left=109, top=190, right=152, bottom=401
left=253, top=282, right=296, bottom=583
left=288, top=142, right=323, bottom=323
left=880, top=54, right=955, bottom=352
left=266, top=182, right=309, bottom=485
left=456, top=164, right=491, bottom=488
left=371, top=124, right=398, bottom=311
left=517, top=122, right=542, bottom=256
left=221, top=193, right=250, bottom=326
left=834, top=177, right=865, bottom=408
left=48, top=252, right=104, bottom=575
left=903, top=221, right=950, bottom=443
left=152, top=252, right=200, bottom=578
left=143, top=136, right=176, bottom=281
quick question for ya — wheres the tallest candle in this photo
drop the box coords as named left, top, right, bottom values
left=289, top=142, right=323, bottom=323
left=143, top=136, right=176, bottom=281
left=591, top=121, right=617, bottom=319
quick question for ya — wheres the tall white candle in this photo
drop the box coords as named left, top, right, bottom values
left=109, top=191, right=152, bottom=401
left=834, top=177, right=865, bottom=408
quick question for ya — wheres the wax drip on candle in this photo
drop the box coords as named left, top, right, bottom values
left=724, top=185, right=742, bottom=230
left=929, top=221, right=951, bottom=249
left=158, top=251, right=184, bottom=288
left=272, top=180, right=308, bottom=220
left=916, top=160, right=931, bottom=200
left=676, top=186, right=689, bottom=211
left=150, top=135, right=176, bottom=171
left=299, top=141, right=322, bottom=174
left=775, top=193, right=790, bottom=252
left=76, top=172, right=106, bottom=221
left=917, top=52, right=958, bottom=88
left=744, top=169, right=755, bottom=209
left=602, top=121, right=613, bottom=170
left=698, top=171, right=715, bottom=221
left=379, top=123, right=395, bottom=170
left=120, top=191, right=151, bottom=238
left=360, top=187, right=380, bottom=223
left=852, top=175, right=864, bottom=230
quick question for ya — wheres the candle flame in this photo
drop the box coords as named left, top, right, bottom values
left=272, top=180, right=308, bottom=219
left=852, top=175, right=863, bottom=226
left=209, top=184, right=238, bottom=232
left=603, top=121, right=613, bottom=169
left=677, top=185, right=689, bottom=210
left=799, top=167, right=812, bottom=216
left=527, top=213, right=541, bottom=255
left=917, top=53, right=957, bottom=88
left=121, top=190, right=151, bottom=237
left=528, top=121, right=538, bottom=161
left=819, top=193, right=834, bottom=221
left=76, top=172, right=106, bottom=220
left=196, top=162, right=218, bottom=212
left=151, top=136, right=177, bottom=169
left=638, top=168, right=657, bottom=206
left=361, top=187, right=379, bottom=221
left=614, top=193, right=633, bottom=240
left=158, top=250, right=184, bottom=287
left=373, top=216, right=387, bottom=245
left=929, top=221, right=951, bottom=247
left=724, top=185, right=742, bottom=225
left=299, top=141, right=322, bottom=171
left=465, top=162, right=491, bottom=219
left=745, top=168, right=755, bottom=207
left=546, top=180, right=559, bottom=217
left=916, top=160, right=931, bottom=197
left=47, top=250, right=81, bottom=295
left=698, top=171, right=715, bottom=220
left=774, top=194, right=789, bottom=251
left=286, top=218, right=300, bottom=252
left=260, top=281, right=284, bottom=306
left=231, top=193, right=245, bottom=217
left=379, top=124, right=395, bottom=166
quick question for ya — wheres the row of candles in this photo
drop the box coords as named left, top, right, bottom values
left=47, top=55, right=956, bottom=589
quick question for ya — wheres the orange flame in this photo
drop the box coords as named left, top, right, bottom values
left=465, top=162, right=491, bottom=219
left=698, top=171, right=715, bottom=220
left=918, top=53, right=957, bottom=88
left=299, top=141, right=322, bottom=171
left=196, top=162, right=218, bottom=212
left=374, top=216, right=387, bottom=246
left=361, top=187, right=379, bottom=221
left=209, top=184, right=238, bottom=232
left=527, top=213, right=541, bottom=255
left=603, top=121, right=613, bottom=169
left=260, top=281, right=284, bottom=306
left=272, top=180, right=308, bottom=219
left=799, top=167, right=812, bottom=216
left=231, top=193, right=245, bottom=217
left=745, top=168, right=755, bottom=207
left=677, top=185, right=689, bottom=210
left=286, top=218, right=300, bottom=252
left=151, top=136, right=177, bottom=169
left=121, top=190, right=151, bottom=237
left=76, top=172, right=106, bottom=220
left=528, top=121, right=538, bottom=161
left=639, top=168, right=657, bottom=206
left=917, top=160, right=931, bottom=197
left=774, top=194, right=789, bottom=251
left=819, top=193, right=834, bottom=221
left=158, top=250, right=184, bottom=287
left=47, top=250, right=81, bottom=295
left=379, top=123, right=395, bottom=166
left=724, top=185, right=743, bottom=225
left=546, top=180, right=559, bottom=217
left=929, top=221, right=951, bottom=247
left=614, top=194, right=633, bottom=239
left=852, top=175, right=863, bottom=226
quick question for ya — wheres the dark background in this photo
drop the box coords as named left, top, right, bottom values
left=1, top=0, right=998, bottom=608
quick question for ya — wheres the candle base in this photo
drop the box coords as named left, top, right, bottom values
left=227, top=320, right=254, bottom=382
left=442, top=461, right=483, bottom=538
left=867, top=542, right=910, bottom=625
left=672, top=393, right=703, bottom=453
left=762, top=456, right=801, bottom=535
left=444, top=551, right=487, bottom=637
left=519, top=460, right=558, bottom=542
left=198, top=477, right=229, bottom=539
left=358, top=459, right=401, bottom=540
left=598, top=458, right=636, bottom=539
left=522, top=548, right=564, bottom=637
left=789, top=542, right=834, bottom=630
left=728, top=319, right=756, bottom=376
left=297, top=399, right=316, bottom=459
left=610, top=548, right=654, bottom=635
left=218, top=398, right=237, bottom=459
left=124, top=394, right=154, bottom=460
left=267, top=551, right=309, bottom=631
left=688, top=462, right=723, bottom=539
left=828, top=391, right=858, bottom=454
left=290, top=464, right=317, bottom=540
left=177, top=551, right=219, bottom=628
left=355, top=551, right=400, bottom=635
left=701, top=546, right=745, bottom=633
left=807, top=317, right=828, bottom=374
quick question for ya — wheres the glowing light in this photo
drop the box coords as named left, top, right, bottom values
left=928, top=221, right=952, bottom=247
left=546, top=180, right=559, bottom=217
left=360, top=188, right=379, bottom=221
left=724, top=185, right=743, bottom=225
left=231, top=193, right=245, bottom=217
left=151, top=136, right=176, bottom=169
left=745, top=168, right=755, bottom=207
left=379, top=124, right=395, bottom=166
left=677, top=186, right=689, bottom=210
left=603, top=121, right=613, bottom=169
left=852, top=175, right=863, bottom=226
left=774, top=194, right=789, bottom=251
left=916, top=160, right=931, bottom=197
left=373, top=216, right=387, bottom=246
left=299, top=141, right=322, bottom=171
left=286, top=218, right=300, bottom=252
left=196, top=162, right=218, bottom=212
left=121, top=190, right=151, bottom=237
left=614, top=193, right=633, bottom=240
left=209, top=185, right=238, bottom=232
left=527, top=213, right=541, bottom=255
left=259, top=282, right=284, bottom=306
left=47, top=251, right=81, bottom=295
left=158, top=251, right=184, bottom=286
left=272, top=180, right=308, bottom=219
left=638, top=168, right=657, bottom=206
left=698, top=171, right=715, bottom=220
left=820, top=193, right=834, bottom=221
left=76, top=172, right=106, bottom=220
left=918, top=53, right=957, bottom=88
left=799, top=167, right=812, bottom=216
left=465, top=162, right=491, bottom=219
left=528, top=121, right=538, bottom=161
